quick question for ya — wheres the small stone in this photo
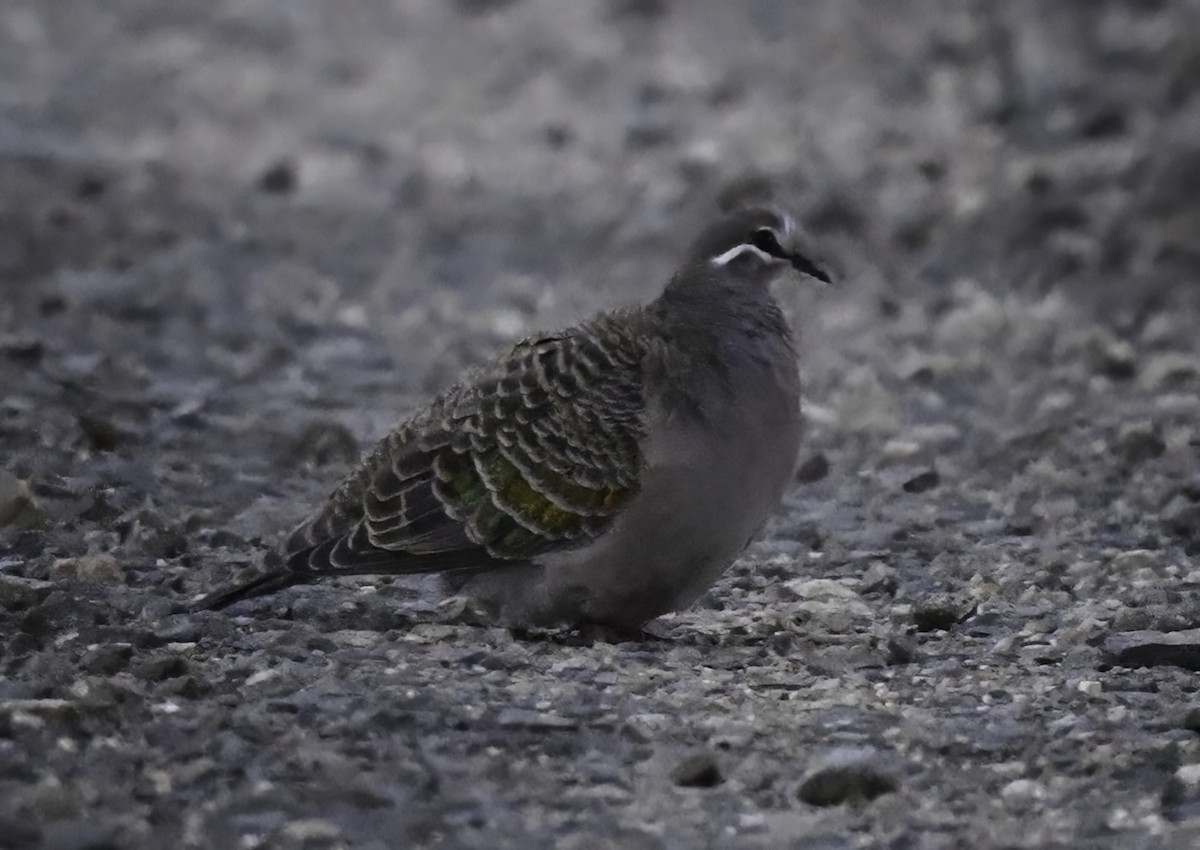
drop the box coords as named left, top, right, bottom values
left=1076, top=680, right=1103, bottom=697
left=257, top=157, right=298, bottom=193
left=1181, top=706, right=1200, bottom=733
left=1139, top=353, right=1199, bottom=391
left=1116, top=422, right=1165, bottom=466
left=1086, top=331, right=1136, bottom=379
left=496, top=708, right=577, bottom=730
left=25, top=778, right=86, bottom=821
left=784, top=578, right=861, bottom=601
left=327, top=630, right=383, bottom=649
left=0, top=333, right=44, bottom=364
left=77, top=413, right=126, bottom=452
left=902, top=468, right=940, bottom=493
left=623, top=713, right=673, bottom=743
left=1000, top=778, right=1046, bottom=812
left=884, top=635, right=918, bottom=665
left=436, top=595, right=493, bottom=626
left=671, top=752, right=723, bottom=788
left=1108, top=550, right=1164, bottom=574
left=50, top=553, right=124, bottom=584
left=1178, top=764, right=1200, bottom=786
left=794, top=453, right=830, bottom=484
left=861, top=561, right=899, bottom=595
left=783, top=578, right=874, bottom=621
left=1162, top=764, right=1200, bottom=820
left=797, top=747, right=898, bottom=806
left=0, top=574, right=55, bottom=611
left=75, top=173, right=107, bottom=200
left=281, top=819, right=342, bottom=842
left=0, top=698, right=74, bottom=714
left=244, top=668, right=282, bottom=688
left=880, top=438, right=921, bottom=460
left=290, top=420, right=359, bottom=468
left=1162, top=498, right=1200, bottom=554
left=133, top=656, right=191, bottom=683
left=911, top=592, right=975, bottom=632
left=1103, top=629, right=1200, bottom=671
left=80, top=644, right=134, bottom=676
left=0, top=470, right=42, bottom=528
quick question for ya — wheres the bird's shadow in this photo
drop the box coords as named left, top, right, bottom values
left=510, top=620, right=677, bottom=646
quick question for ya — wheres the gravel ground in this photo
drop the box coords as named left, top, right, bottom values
left=2, top=1, right=1200, bottom=848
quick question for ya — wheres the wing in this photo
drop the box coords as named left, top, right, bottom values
left=287, top=311, right=649, bottom=576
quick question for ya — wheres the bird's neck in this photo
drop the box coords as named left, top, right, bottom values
left=643, top=266, right=797, bottom=424
left=656, top=265, right=794, bottom=352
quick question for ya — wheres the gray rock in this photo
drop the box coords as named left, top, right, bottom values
left=1116, top=421, right=1165, bottom=466
left=1182, top=706, right=1200, bottom=734
left=911, top=592, right=975, bottom=632
left=49, top=553, right=125, bottom=584
left=0, top=574, right=55, bottom=611
left=797, top=747, right=899, bottom=806
left=671, top=752, right=723, bottom=788
left=1103, top=629, right=1200, bottom=671
left=0, top=470, right=41, bottom=528
left=496, top=708, right=578, bottom=730
left=861, top=560, right=899, bottom=595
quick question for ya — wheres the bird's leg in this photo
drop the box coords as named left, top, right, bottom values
left=507, top=622, right=647, bottom=645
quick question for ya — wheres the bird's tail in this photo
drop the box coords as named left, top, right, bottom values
left=186, top=568, right=304, bottom=612
left=186, top=540, right=509, bottom=613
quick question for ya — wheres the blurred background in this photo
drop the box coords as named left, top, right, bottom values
left=2, top=0, right=1198, bottom=544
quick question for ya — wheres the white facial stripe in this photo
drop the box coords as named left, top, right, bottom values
left=710, top=243, right=774, bottom=267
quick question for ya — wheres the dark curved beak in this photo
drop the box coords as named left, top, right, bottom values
left=790, top=252, right=833, bottom=285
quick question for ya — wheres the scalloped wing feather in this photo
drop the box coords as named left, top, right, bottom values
left=282, top=312, right=648, bottom=576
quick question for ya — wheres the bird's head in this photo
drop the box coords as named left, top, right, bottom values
left=685, top=207, right=832, bottom=285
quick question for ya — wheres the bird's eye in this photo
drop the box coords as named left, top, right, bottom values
left=751, top=228, right=785, bottom=258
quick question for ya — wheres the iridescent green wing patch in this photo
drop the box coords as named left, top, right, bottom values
left=431, top=316, right=647, bottom=559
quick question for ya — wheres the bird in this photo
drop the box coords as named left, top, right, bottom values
left=190, top=207, right=832, bottom=630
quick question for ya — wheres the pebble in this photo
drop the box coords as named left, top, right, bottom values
left=1115, top=421, right=1165, bottom=466
left=861, top=561, right=899, bottom=595
left=1181, top=706, right=1200, bottom=733
left=1178, top=764, right=1200, bottom=786
left=280, top=819, right=342, bottom=842
left=1103, top=629, right=1200, bottom=671
left=496, top=708, right=577, bottom=730
left=902, top=468, right=940, bottom=493
left=49, top=554, right=124, bottom=584
left=1000, top=778, right=1046, bottom=812
left=796, top=747, right=898, bottom=806
left=1138, top=352, right=1198, bottom=391
left=1084, top=329, right=1136, bottom=379
left=0, top=470, right=42, bottom=527
left=1163, top=764, right=1200, bottom=819
left=671, top=751, right=723, bottom=788
left=25, top=778, right=86, bottom=821
left=1108, top=550, right=1164, bottom=573
left=794, top=453, right=830, bottom=483
left=884, top=635, right=919, bottom=665
left=911, top=592, right=975, bottom=632
left=783, top=578, right=874, bottom=622
left=0, top=574, right=55, bottom=610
